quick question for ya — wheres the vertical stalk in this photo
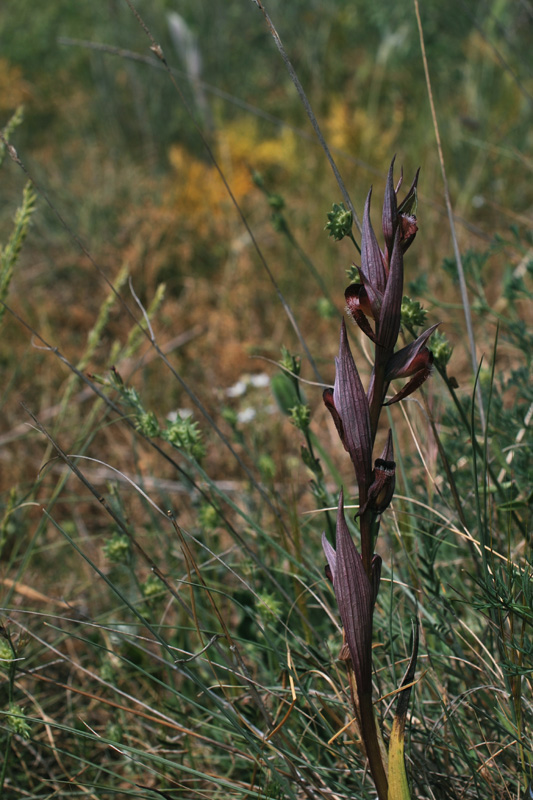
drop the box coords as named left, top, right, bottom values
left=359, top=507, right=386, bottom=797
left=368, top=358, right=389, bottom=443
left=359, top=511, right=374, bottom=579
left=413, top=0, right=485, bottom=432
left=359, top=691, right=389, bottom=799
left=323, top=162, right=433, bottom=800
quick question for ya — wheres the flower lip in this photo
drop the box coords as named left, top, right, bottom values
left=357, top=430, right=396, bottom=516
left=365, top=459, right=396, bottom=515
left=399, top=213, right=418, bottom=252
left=345, top=282, right=373, bottom=318
left=345, top=282, right=378, bottom=342
left=385, top=322, right=440, bottom=380
left=384, top=351, right=434, bottom=406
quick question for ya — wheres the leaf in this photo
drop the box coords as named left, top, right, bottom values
left=387, top=718, right=411, bottom=800
left=387, top=621, right=419, bottom=800
left=271, top=372, right=302, bottom=415
left=322, top=532, right=337, bottom=580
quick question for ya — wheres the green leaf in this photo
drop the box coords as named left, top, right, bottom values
left=387, top=621, right=419, bottom=800
left=388, top=715, right=411, bottom=800
left=270, top=372, right=301, bottom=416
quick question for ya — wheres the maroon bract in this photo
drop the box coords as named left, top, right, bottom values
left=323, top=491, right=376, bottom=691
left=323, top=319, right=373, bottom=502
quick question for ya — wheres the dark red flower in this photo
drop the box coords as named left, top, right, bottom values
left=384, top=323, right=440, bottom=405
left=358, top=429, right=396, bottom=516
left=345, top=282, right=378, bottom=342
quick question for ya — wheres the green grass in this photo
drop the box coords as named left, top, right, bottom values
left=0, top=1, right=532, bottom=798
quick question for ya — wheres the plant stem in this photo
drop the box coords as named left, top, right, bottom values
left=0, top=733, right=13, bottom=794
left=359, top=691, right=389, bottom=800
left=359, top=510, right=374, bottom=579
left=413, top=0, right=485, bottom=432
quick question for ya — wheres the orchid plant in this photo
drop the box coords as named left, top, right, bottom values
left=323, top=159, right=438, bottom=800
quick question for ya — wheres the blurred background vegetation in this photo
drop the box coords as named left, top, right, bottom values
left=0, top=0, right=532, bottom=797
left=1, top=0, right=531, bottom=486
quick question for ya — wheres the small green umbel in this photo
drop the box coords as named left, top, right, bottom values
left=325, top=202, right=353, bottom=241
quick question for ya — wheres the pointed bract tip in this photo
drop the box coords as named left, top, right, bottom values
left=322, top=532, right=337, bottom=583
left=382, top=428, right=394, bottom=462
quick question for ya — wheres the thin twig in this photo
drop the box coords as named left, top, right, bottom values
left=252, top=1, right=361, bottom=234
left=413, top=0, right=486, bottom=433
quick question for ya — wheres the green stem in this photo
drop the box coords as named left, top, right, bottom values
left=0, top=733, right=13, bottom=793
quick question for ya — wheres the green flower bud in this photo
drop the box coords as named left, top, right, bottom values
left=271, top=211, right=289, bottom=234
left=103, top=533, right=130, bottom=564
left=268, top=193, right=285, bottom=211
left=135, top=411, right=160, bottom=437
left=252, top=170, right=265, bottom=189
left=198, top=503, right=220, bottom=531
left=163, top=415, right=206, bottom=461
left=301, top=445, right=322, bottom=476
left=346, top=264, right=360, bottom=282
left=401, top=296, right=427, bottom=329
left=256, top=591, right=283, bottom=622
left=0, top=639, right=14, bottom=667
left=325, top=202, right=353, bottom=241
left=279, top=346, right=301, bottom=376
left=316, top=297, right=335, bottom=319
left=221, top=407, right=239, bottom=428
left=289, top=403, right=311, bottom=432
left=142, top=574, right=162, bottom=600
left=429, top=330, right=453, bottom=368
left=258, top=454, right=276, bottom=482
left=8, top=704, right=31, bottom=740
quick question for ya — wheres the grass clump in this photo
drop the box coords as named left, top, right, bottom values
left=0, top=2, right=532, bottom=799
